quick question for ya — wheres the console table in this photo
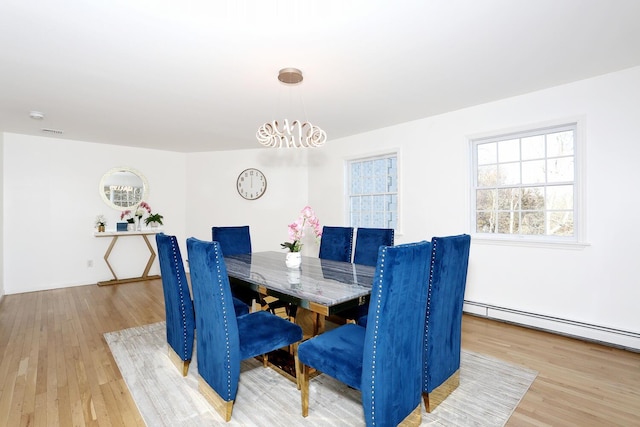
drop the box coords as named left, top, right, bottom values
left=94, top=230, right=161, bottom=286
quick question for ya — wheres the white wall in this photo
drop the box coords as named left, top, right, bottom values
left=307, top=66, right=640, bottom=350
left=185, top=148, right=314, bottom=256
left=2, top=133, right=187, bottom=294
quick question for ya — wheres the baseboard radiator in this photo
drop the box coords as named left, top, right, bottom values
left=463, top=300, right=640, bottom=352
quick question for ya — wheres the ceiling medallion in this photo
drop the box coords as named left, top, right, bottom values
left=256, top=68, right=327, bottom=148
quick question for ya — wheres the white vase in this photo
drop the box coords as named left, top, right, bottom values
left=285, top=252, right=302, bottom=269
left=287, top=269, right=301, bottom=286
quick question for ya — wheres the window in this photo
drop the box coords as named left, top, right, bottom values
left=471, top=123, right=579, bottom=242
left=347, top=153, right=398, bottom=230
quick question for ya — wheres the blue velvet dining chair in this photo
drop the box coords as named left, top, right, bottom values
left=298, top=241, right=431, bottom=426
left=156, top=233, right=196, bottom=376
left=211, top=225, right=259, bottom=307
left=318, top=226, right=354, bottom=263
left=340, top=227, right=394, bottom=323
left=186, top=237, right=303, bottom=422
left=211, top=225, right=252, bottom=255
left=156, top=233, right=249, bottom=377
left=353, top=227, right=394, bottom=266
left=422, top=234, right=471, bottom=412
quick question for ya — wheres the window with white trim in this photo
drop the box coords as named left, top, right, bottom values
left=347, top=153, right=398, bottom=230
left=471, top=123, right=579, bottom=241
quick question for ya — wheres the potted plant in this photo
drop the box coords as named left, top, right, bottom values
left=145, top=212, right=164, bottom=227
left=281, top=206, right=322, bottom=268
left=95, top=215, right=107, bottom=232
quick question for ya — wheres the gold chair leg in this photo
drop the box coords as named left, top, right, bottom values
left=301, top=364, right=310, bottom=417
left=263, top=353, right=269, bottom=368
left=293, top=343, right=301, bottom=390
left=398, top=405, right=422, bottom=426
left=198, top=377, right=234, bottom=421
left=167, top=345, right=190, bottom=377
left=423, top=370, right=460, bottom=413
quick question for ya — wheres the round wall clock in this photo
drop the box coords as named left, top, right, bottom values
left=236, top=168, right=267, bottom=200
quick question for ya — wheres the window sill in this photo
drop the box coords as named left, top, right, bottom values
left=471, top=235, right=590, bottom=250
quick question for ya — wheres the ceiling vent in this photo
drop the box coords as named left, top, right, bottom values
left=41, top=128, right=64, bottom=135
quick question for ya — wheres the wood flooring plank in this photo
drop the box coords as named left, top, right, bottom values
left=1, top=280, right=638, bottom=426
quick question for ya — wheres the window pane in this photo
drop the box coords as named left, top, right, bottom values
left=522, top=159, right=545, bottom=184
left=497, top=188, right=520, bottom=210
left=372, top=195, right=385, bottom=211
left=498, top=162, right=520, bottom=185
left=351, top=176, right=361, bottom=194
left=361, top=195, right=371, bottom=211
left=548, top=211, right=574, bottom=236
left=521, top=187, right=545, bottom=210
left=547, top=157, right=574, bottom=183
left=387, top=211, right=397, bottom=229
left=350, top=196, right=360, bottom=211
left=496, top=211, right=519, bottom=234
left=477, top=142, right=497, bottom=165
left=520, top=211, right=545, bottom=234
left=498, top=139, right=520, bottom=162
left=521, top=135, right=545, bottom=160
left=547, top=131, right=574, bottom=157
left=351, top=213, right=360, bottom=227
left=478, top=165, right=497, bottom=187
left=476, top=189, right=496, bottom=211
left=546, top=185, right=573, bottom=210
left=363, top=161, right=373, bottom=176
left=361, top=211, right=371, bottom=225
left=374, top=175, right=386, bottom=192
left=387, top=194, right=397, bottom=211
left=372, top=211, right=384, bottom=227
left=476, top=211, right=496, bottom=233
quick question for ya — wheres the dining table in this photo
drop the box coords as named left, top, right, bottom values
left=224, top=251, right=375, bottom=314
left=224, top=251, right=376, bottom=335
left=223, top=251, right=376, bottom=381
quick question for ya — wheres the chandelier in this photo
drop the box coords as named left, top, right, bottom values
left=256, top=68, right=327, bottom=148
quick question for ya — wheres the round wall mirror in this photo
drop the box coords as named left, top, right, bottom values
left=99, top=167, right=149, bottom=211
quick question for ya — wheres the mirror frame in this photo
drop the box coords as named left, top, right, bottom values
left=99, top=166, right=149, bottom=211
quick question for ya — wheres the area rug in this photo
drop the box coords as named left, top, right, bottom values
left=104, top=322, right=537, bottom=426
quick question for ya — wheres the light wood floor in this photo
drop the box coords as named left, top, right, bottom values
left=1, top=280, right=638, bottom=426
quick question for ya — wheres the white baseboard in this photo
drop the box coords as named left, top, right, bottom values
left=463, top=301, right=640, bottom=352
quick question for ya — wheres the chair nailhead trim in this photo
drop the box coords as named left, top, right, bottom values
left=423, top=238, right=438, bottom=389
left=367, top=246, right=387, bottom=426
left=170, top=237, right=189, bottom=360
left=213, top=243, right=233, bottom=400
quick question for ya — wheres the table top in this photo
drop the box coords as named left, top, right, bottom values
left=224, top=251, right=376, bottom=316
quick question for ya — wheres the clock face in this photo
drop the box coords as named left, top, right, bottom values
left=236, top=168, right=267, bottom=200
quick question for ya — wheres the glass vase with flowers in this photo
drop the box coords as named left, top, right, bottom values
left=281, top=206, right=322, bottom=268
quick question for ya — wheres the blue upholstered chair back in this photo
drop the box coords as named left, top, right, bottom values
left=211, top=226, right=252, bottom=256
left=353, top=227, right=395, bottom=266
left=318, top=226, right=353, bottom=262
left=155, top=233, right=195, bottom=363
left=423, top=234, right=471, bottom=393
left=362, top=241, right=431, bottom=425
left=186, top=238, right=242, bottom=401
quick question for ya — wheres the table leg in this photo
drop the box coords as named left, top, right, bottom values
left=295, top=307, right=325, bottom=340
left=97, top=234, right=160, bottom=286
left=103, top=236, right=119, bottom=281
